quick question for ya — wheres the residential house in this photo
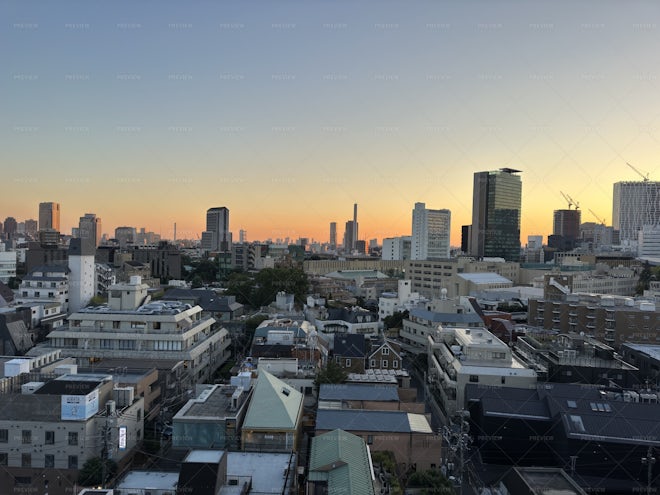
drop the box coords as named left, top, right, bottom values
left=241, top=370, right=303, bottom=452
left=333, top=334, right=367, bottom=373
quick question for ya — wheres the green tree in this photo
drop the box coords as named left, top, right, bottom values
left=253, top=267, right=309, bottom=308
left=407, top=470, right=454, bottom=494
left=78, top=457, right=117, bottom=486
left=225, top=272, right=255, bottom=306
left=7, top=277, right=20, bottom=290
left=383, top=310, right=409, bottom=330
left=314, top=360, right=348, bottom=389
left=637, top=261, right=653, bottom=295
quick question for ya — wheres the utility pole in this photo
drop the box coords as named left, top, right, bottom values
left=641, top=446, right=656, bottom=495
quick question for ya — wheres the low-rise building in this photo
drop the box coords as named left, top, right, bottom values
left=333, top=334, right=367, bottom=373
left=0, top=373, right=144, bottom=495
left=241, top=370, right=303, bottom=452
left=378, top=279, right=428, bottom=320
left=15, top=264, right=70, bottom=312
left=401, top=307, right=484, bottom=351
left=427, top=327, right=537, bottom=417
left=172, top=383, right=252, bottom=450
left=307, top=429, right=376, bottom=495
left=45, top=276, right=231, bottom=398
left=315, top=409, right=442, bottom=471
left=528, top=291, right=660, bottom=347
left=312, top=306, right=380, bottom=345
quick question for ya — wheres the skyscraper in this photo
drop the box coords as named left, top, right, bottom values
left=612, top=181, right=660, bottom=246
left=329, top=222, right=337, bottom=250
left=411, top=203, right=451, bottom=260
left=39, top=202, right=60, bottom=231
left=202, top=207, right=231, bottom=252
left=470, top=168, right=522, bottom=261
left=78, top=213, right=102, bottom=251
left=343, top=204, right=359, bottom=253
left=550, top=209, right=581, bottom=251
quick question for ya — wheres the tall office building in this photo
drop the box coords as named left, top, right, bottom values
left=115, top=226, right=136, bottom=248
left=469, top=168, right=522, bottom=261
left=411, top=203, right=451, bottom=260
left=329, top=222, right=337, bottom=250
left=549, top=209, right=581, bottom=251
left=202, top=207, right=231, bottom=252
left=2, top=217, right=17, bottom=239
left=24, top=219, right=38, bottom=237
left=342, top=204, right=359, bottom=253
left=612, top=181, right=660, bottom=246
left=39, top=202, right=60, bottom=231
left=78, top=213, right=102, bottom=251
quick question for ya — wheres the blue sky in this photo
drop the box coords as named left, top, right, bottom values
left=3, top=0, right=660, bottom=243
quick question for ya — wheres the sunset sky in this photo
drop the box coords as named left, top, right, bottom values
left=3, top=1, right=660, bottom=245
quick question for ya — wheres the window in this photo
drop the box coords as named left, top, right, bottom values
left=501, top=376, right=506, bottom=385
left=21, top=453, right=31, bottom=468
left=382, top=360, right=388, bottom=368
left=392, top=360, right=398, bottom=369
left=45, top=431, right=54, bottom=445
left=68, top=432, right=78, bottom=446
left=0, top=453, right=7, bottom=466
left=469, top=375, right=479, bottom=383
left=0, top=429, right=7, bottom=443
left=370, top=359, right=376, bottom=368
left=345, top=358, right=351, bottom=367
left=68, top=455, right=78, bottom=469
left=113, top=321, right=120, bottom=329
left=22, top=430, right=31, bottom=444
left=367, top=435, right=373, bottom=445
left=100, top=339, right=113, bottom=349
left=382, top=348, right=390, bottom=355
left=45, top=454, right=55, bottom=468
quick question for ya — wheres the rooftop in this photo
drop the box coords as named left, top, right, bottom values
left=75, top=300, right=196, bottom=316
left=175, top=384, right=248, bottom=420
left=319, top=383, right=399, bottom=402
left=457, top=273, right=512, bottom=285
left=226, top=452, right=295, bottom=494
left=184, top=450, right=225, bottom=464
left=316, top=409, right=433, bottom=433
left=116, top=471, right=179, bottom=491
left=242, top=370, right=303, bottom=430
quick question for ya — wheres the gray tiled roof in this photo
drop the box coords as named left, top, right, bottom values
left=319, top=383, right=399, bottom=402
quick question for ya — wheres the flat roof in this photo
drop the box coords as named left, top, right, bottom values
left=319, top=383, right=399, bottom=402
left=184, top=450, right=225, bottom=464
left=116, top=471, right=179, bottom=490
left=622, top=343, right=660, bottom=362
left=316, top=409, right=432, bottom=433
left=177, top=385, right=247, bottom=419
left=226, top=452, right=294, bottom=494
left=457, top=273, right=512, bottom=285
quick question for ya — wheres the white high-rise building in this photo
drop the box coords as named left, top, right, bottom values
left=639, top=225, right=660, bottom=258
left=613, top=181, right=660, bottom=246
left=411, top=203, right=451, bottom=260
left=382, top=236, right=412, bottom=261
left=68, top=238, right=96, bottom=313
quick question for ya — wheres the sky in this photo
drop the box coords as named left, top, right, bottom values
left=2, top=0, right=660, bottom=245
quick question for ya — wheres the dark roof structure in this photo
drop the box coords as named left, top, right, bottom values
left=334, top=334, right=366, bottom=358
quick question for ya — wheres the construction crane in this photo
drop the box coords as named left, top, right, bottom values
left=560, top=191, right=579, bottom=210
left=566, top=193, right=579, bottom=210
left=626, top=161, right=650, bottom=182
left=588, top=208, right=606, bottom=226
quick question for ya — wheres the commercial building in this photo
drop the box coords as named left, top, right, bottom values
left=202, top=206, right=231, bottom=252
left=78, top=213, right=102, bottom=251
left=0, top=373, right=143, bottom=495
left=38, top=202, right=60, bottom=232
left=381, top=236, right=411, bottom=261
left=470, top=168, right=522, bottom=261
left=411, top=202, right=451, bottom=260
left=550, top=209, right=581, bottom=251
left=613, top=180, right=660, bottom=246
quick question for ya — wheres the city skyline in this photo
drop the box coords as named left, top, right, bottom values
left=3, top=1, right=660, bottom=244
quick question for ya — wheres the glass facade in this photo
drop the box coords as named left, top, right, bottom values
left=471, top=169, right=522, bottom=261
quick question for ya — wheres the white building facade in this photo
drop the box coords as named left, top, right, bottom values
left=411, top=203, right=451, bottom=260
